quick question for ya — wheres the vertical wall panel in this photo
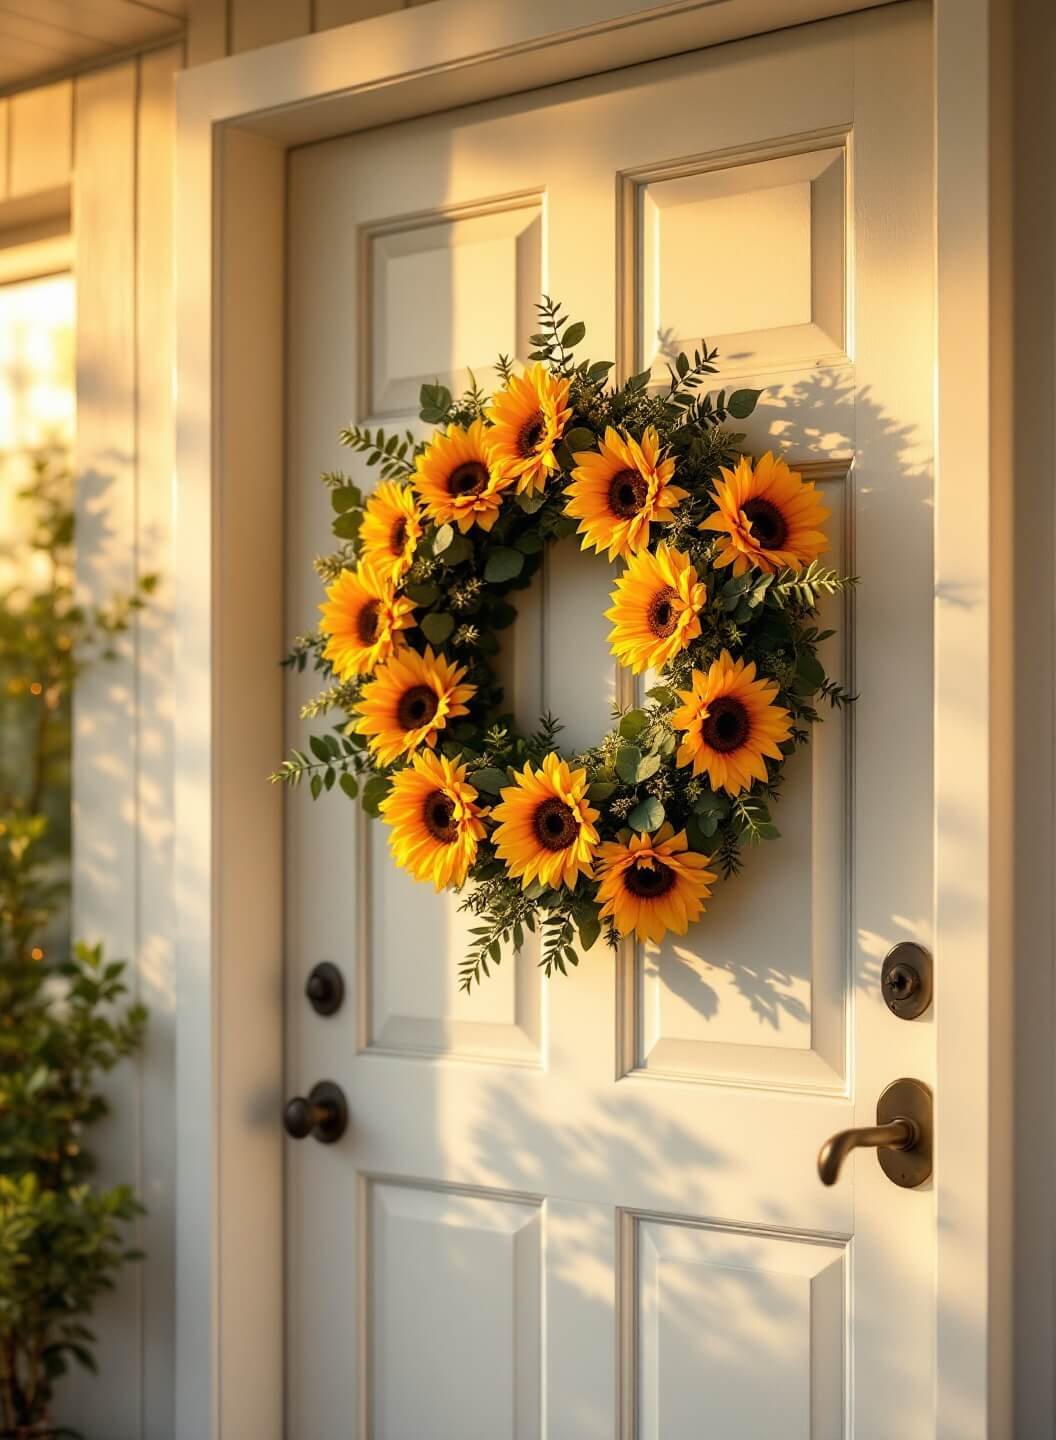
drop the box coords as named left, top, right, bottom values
left=0, top=100, right=9, bottom=199
left=8, top=79, right=72, bottom=197
left=67, top=58, right=141, bottom=1440
left=135, top=45, right=181, bottom=1440
left=187, top=0, right=228, bottom=64
left=231, top=0, right=310, bottom=53
left=314, top=0, right=404, bottom=28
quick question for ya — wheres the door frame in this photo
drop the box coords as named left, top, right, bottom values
left=172, top=2, right=1013, bottom=1435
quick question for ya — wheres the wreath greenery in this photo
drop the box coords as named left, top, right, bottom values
left=272, top=296, right=855, bottom=990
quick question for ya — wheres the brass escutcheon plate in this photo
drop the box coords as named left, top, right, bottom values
left=881, top=942, right=933, bottom=1020
left=876, top=1077, right=933, bottom=1188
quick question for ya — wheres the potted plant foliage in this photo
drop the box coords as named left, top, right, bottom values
left=0, top=458, right=152, bottom=1438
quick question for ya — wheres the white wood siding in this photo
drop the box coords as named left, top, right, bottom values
left=0, top=42, right=180, bottom=1440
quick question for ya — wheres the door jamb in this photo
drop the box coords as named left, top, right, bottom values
left=173, top=1, right=1011, bottom=1435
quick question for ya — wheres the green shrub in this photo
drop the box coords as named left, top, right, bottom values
left=0, top=459, right=151, bottom=1436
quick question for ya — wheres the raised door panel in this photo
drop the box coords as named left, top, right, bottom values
left=368, top=1182, right=542, bottom=1439
left=623, top=464, right=851, bottom=1091
left=626, top=1214, right=846, bottom=1439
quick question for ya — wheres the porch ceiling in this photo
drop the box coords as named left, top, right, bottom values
left=0, top=0, right=185, bottom=93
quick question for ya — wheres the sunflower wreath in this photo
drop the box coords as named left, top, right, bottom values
left=272, top=296, right=855, bottom=991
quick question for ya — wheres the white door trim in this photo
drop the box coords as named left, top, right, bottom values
left=172, top=2, right=1009, bottom=1435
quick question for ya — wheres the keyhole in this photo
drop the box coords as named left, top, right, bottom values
left=888, top=964, right=918, bottom=998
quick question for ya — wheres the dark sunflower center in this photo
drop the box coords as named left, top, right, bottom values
left=357, top=600, right=381, bottom=644
left=741, top=497, right=788, bottom=551
left=702, top=696, right=750, bottom=754
left=647, top=586, right=680, bottom=639
left=517, top=412, right=545, bottom=457
left=423, top=790, right=458, bottom=843
left=448, top=461, right=489, bottom=497
left=390, top=516, right=409, bottom=553
left=608, top=468, right=648, bottom=519
left=397, top=684, right=439, bottom=730
left=533, top=797, right=578, bottom=851
left=624, top=860, right=677, bottom=899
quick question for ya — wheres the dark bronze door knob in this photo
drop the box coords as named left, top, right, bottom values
left=283, top=1080, right=349, bottom=1144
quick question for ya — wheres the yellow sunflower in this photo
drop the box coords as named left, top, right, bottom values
left=485, top=363, right=572, bottom=495
left=605, top=542, right=705, bottom=676
left=359, top=480, right=423, bottom=583
left=670, top=650, right=793, bottom=795
left=490, top=751, right=599, bottom=890
left=700, top=451, right=830, bottom=576
left=379, top=750, right=487, bottom=890
left=319, top=561, right=415, bottom=680
left=413, top=419, right=513, bottom=533
left=564, top=426, right=687, bottom=559
left=355, top=645, right=476, bottom=766
left=596, top=824, right=715, bottom=943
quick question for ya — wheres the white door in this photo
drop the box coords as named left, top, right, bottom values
left=284, top=6, right=934, bottom=1436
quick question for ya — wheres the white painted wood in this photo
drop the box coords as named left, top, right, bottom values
left=284, top=10, right=933, bottom=1434
left=8, top=80, right=71, bottom=197
left=369, top=1183, right=541, bottom=1438
left=0, top=231, right=72, bottom=283
left=0, top=99, right=9, bottom=198
left=639, top=146, right=846, bottom=382
left=632, top=1215, right=845, bottom=1439
left=187, top=0, right=227, bottom=65
left=0, top=2, right=184, bottom=89
left=315, top=0, right=403, bottom=29
left=67, top=56, right=141, bottom=1440
left=230, top=0, right=309, bottom=53
left=173, top=1, right=1010, bottom=1434
left=135, top=42, right=181, bottom=1440
left=215, top=123, right=287, bottom=1440
left=933, top=0, right=1012, bottom=1433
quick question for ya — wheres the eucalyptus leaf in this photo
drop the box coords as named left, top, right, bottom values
left=441, top=534, right=473, bottom=566
left=615, top=745, right=642, bottom=785
left=587, top=781, right=618, bottom=801
left=628, top=795, right=665, bottom=833
left=618, top=709, right=648, bottom=741
left=469, top=767, right=509, bottom=796
left=405, top=582, right=440, bottom=606
left=420, top=612, right=455, bottom=645
left=635, top=753, right=661, bottom=782
left=433, top=522, right=455, bottom=554
left=564, top=426, right=597, bottom=454
left=484, top=547, right=525, bottom=583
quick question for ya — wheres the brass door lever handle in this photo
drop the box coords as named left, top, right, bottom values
left=817, top=1078, right=932, bottom=1189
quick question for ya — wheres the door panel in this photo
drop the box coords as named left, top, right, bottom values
left=285, top=7, right=934, bottom=1436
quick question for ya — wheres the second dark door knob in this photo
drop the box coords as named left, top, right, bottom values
left=283, top=1080, right=349, bottom=1144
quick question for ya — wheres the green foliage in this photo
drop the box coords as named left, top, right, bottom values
left=0, top=458, right=148, bottom=1434
left=277, top=297, right=856, bottom=989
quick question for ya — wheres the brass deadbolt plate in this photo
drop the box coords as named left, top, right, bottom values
left=876, top=1077, right=932, bottom=1188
